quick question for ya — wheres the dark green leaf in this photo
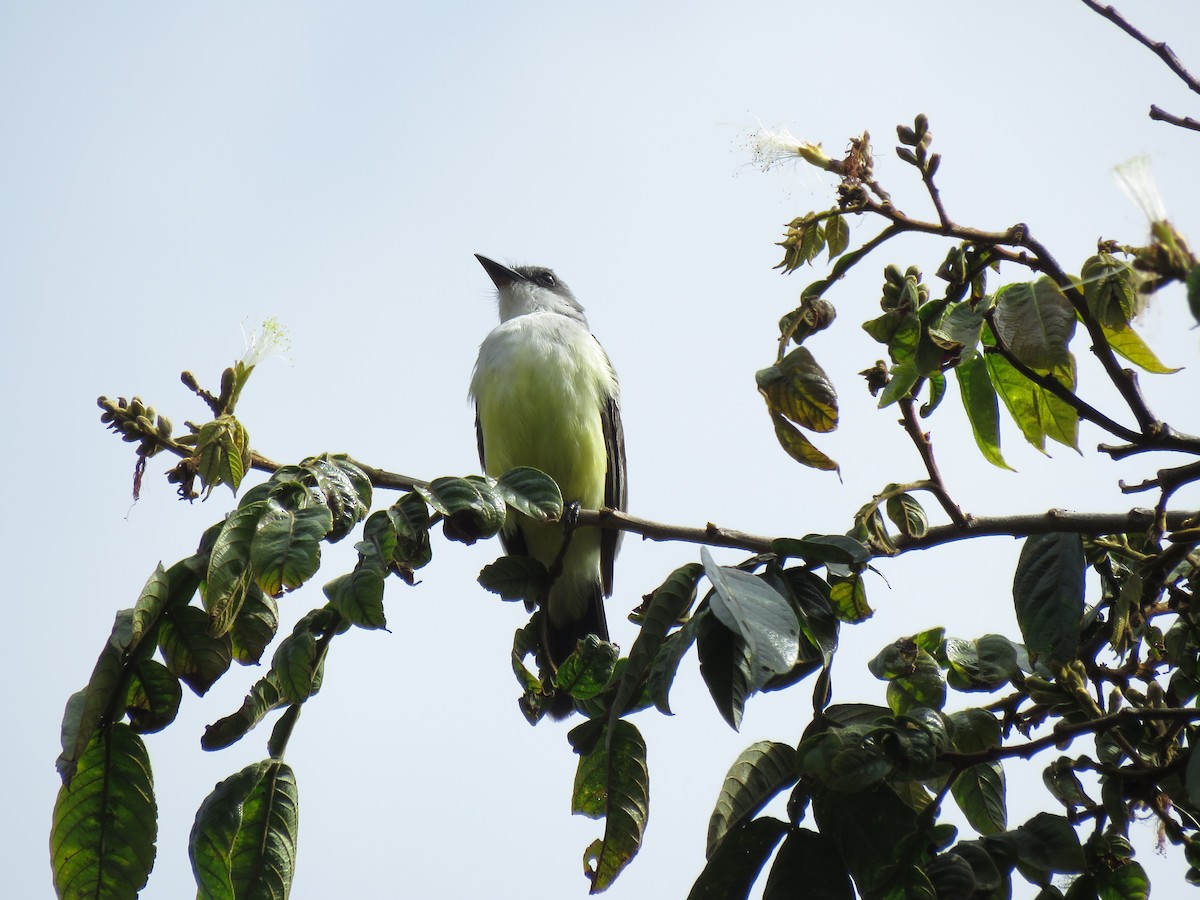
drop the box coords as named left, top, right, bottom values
left=324, top=561, right=387, bottom=630
left=250, top=503, right=333, bottom=596
left=697, top=610, right=754, bottom=730
left=57, top=610, right=133, bottom=784
left=302, top=454, right=370, bottom=541
left=1013, top=533, right=1085, bottom=665
left=707, top=742, right=798, bottom=857
left=555, top=634, right=618, bottom=701
left=771, top=534, right=870, bottom=566
left=687, top=818, right=788, bottom=900
left=201, top=674, right=285, bottom=751
left=205, top=501, right=268, bottom=637
left=1093, top=857, right=1149, bottom=899
left=885, top=493, right=928, bottom=539
left=992, top=280, right=1076, bottom=369
left=951, top=761, right=1007, bottom=835
left=51, top=724, right=157, bottom=900
left=610, top=563, right=703, bottom=723
left=762, top=828, right=854, bottom=900
left=756, top=347, right=839, bottom=433
left=574, top=720, right=649, bottom=893
left=159, top=604, right=233, bottom=695
left=702, top=547, right=800, bottom=689
left=189, top=760, right=298, bottom=900
left=811, top=783, right=920, bottom=897
left=194, top=414, right=251, bottom=494
left=478, top=554, right=548, bottom=602
left=920, top=371, right=946, bottom=417
left=125, top=659, right=182, bottom=733
left=422, top=475, right=507, bottom=543
left=228, top=585, right=279, bottom=665
left=648, top=611, right=707, bottom=715
left=1081, top=253, right=1137, bottom=329
left=271, top=631, right=321, bottom=704
left=495, top=466, right=564, bottom=521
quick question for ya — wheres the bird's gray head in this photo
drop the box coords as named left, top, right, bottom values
left=475, top=254, right=588, bottom=325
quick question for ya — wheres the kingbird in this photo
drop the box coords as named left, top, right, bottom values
left=470, top=254, right=627, bottom=717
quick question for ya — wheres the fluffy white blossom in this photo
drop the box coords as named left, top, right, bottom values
left=746, top=127, right=836, bottom=173
left=240, top=317, right=291, bottom=369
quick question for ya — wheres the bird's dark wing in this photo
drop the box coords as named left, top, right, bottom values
left=600, top=392, right=627, bottom=597
left=476, top=407, right=527, bottom=557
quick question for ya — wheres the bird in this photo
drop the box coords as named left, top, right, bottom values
left=469, top=254, right=627, bottom=718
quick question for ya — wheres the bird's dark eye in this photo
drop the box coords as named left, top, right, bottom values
left=534, top=271, right=556, bottom=288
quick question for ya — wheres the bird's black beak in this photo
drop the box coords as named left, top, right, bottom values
left=475, top=254, right=526, bottom=288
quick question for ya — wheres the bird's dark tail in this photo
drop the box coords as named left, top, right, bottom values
left=542, top=582, right=609, bottom=720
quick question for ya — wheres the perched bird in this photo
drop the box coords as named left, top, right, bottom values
left=470, top=254, right=626, bottom=717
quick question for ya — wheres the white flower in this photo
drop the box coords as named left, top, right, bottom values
left=240, top=317, right=291, bottom=369
left=1113, top=155, right=1167, bottom=225
left=746, top=127, right=837, bottom=173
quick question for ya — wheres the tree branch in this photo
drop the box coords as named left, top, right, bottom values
left=1079, top=0, right=1200, bottom=96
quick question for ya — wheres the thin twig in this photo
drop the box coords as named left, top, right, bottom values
left=1149, top=104, right=1200, bottom=132
left=1079, top=0, right=1200, bottom=95
left=898, top=397, right=968, bottom=526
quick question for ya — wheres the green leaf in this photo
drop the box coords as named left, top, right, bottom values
left=574, top=720, right=649, bottom=893
left=1093, top=858, right=1149, bottom=900
left=51, top=724, right=157, bottom=900
left=1099, top=320, right=1180, bottom=374
left=885, top=493, right=928, bottom=539
left=478, top=554, right=548, bottom=602
left=228, top=585, right=279, bottom=665
left=687, top=818, right=788, bottom=900
left=766, top=409, right=839, bottom=472
left=189, top=760, right=298, bottom=900
left=951, top=761, right=1007, bottom=835
left=877, top=361, right=919, bottom=409
left=1013, top=533, right=1085, bottom=665
left=825, top=215, right=850, bottom=259
left=421, top=475, right=508, bottom=543
left=707, top=742, right=798, bottom=857
left=495, top=466, right=565, bottom=521
left=609, top=563, right=703, bottom=723
left=983, top=812, right=1084, bottom=878
left=270, top=631, right=321, bottom=704
left=388, top=492, right=433, bottom=574
left=762, top=828, right=854, bottom=900
left=756, top=347, right=839, bottom=433
left=1081, top=253, right=1138, bottom=329
left=992, top=279, right=1077, bottom=369
left=324, top=561, right=387, bottom=629
left=57, top=610, right=133, bottom=785
left=702, top=548, right=800, bottom=689
left=125, top=658, right=182, bottom=733
left=885, top=650, right=947, bottom=714
left=648, top=611, right=707, bottom=715
left=943, top=635, right=1019, bottom=692
left=811, top=783, right=921, bottom=897
left=130, top=564, right=171, bottom=646
left=954, top=351, right=1012, bottom=470
left=301, top=455, right=370, bottom=541
left=205, top=501, right=268, bottom=638
left=920, top=371, right=946, bottom=417
left=194, top=414, right=251, bottom=494
left=983, top=331, right=1079, bottom=453
left=772, top=534, right=870, bottom=567
left=697, top=610, right=755, bottom=730
left=930, top=301, right=985, bottom=349
left=250, top=503, right=333, bottom=596
left=828, top=572, right=872, bottom=623
left=159, top=604, right=232, bottom=695
left=201, top=674, right=285, bottom=751
left=555, top=634, right=619, bottom=701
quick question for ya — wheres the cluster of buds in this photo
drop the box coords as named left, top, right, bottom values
left=97, top=395, right=173, bottom=458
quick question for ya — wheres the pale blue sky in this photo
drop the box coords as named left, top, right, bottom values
left=6, top=2, right=1200, bottom=897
